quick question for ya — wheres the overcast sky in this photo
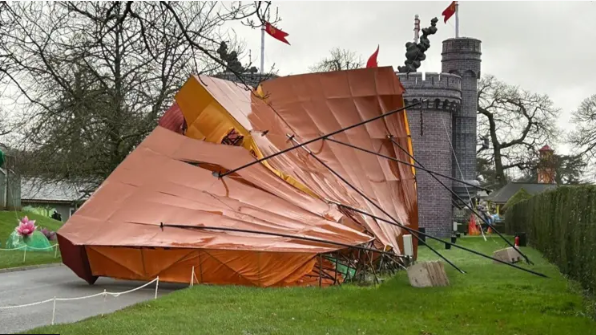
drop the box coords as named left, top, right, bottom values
left=227, top=1, right=596, bottom=154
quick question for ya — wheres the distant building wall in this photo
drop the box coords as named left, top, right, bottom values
left=21, top=201, right=80, bottom=222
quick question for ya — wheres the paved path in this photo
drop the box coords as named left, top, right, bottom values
left=0, top=265, right=186, bottom=334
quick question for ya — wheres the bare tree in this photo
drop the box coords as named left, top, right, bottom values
left=0, top=1, right=275, bottom=186
left=477, top=75, right=560, bottom=187
left=569, top=95, right=596, bottom=170
left=309, top=48, right=363, bottom=72
left=0, top=110, right=12, bottom=137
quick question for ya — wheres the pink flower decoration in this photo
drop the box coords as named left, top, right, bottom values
left=16, top=216, right=37, bottom=237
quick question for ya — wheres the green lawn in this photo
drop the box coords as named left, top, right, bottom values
left=22, top=236, right=596, bottom=335
left=0, top=211, right=63, bottom=270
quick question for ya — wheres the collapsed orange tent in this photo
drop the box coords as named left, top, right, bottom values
left=57, top=67, right=418, bottom=287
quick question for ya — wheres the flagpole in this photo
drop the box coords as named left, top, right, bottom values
left=260, top=25, right=265, bottom=74
left=455, top=1, right=459, bottom=38
left=414, top=14, right=420, bottom=43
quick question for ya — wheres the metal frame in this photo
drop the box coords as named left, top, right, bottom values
left=286, top=135, right=466, bottom=275
left=217, top=100, right=424, bottom=178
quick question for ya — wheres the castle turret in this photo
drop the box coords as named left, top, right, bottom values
left=537, top=145, right=556, bottom=184
left=441, top=38, right=482, bottom=206
left=398, top=72, right=462, bottom=237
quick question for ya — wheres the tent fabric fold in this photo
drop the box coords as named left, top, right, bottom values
left=58, top=66, right=418, bottom=287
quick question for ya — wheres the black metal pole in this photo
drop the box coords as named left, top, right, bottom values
left=287, top=135, right=466, bottom=275
left=336, top=203, right=548, bottom=278
left=325, top=137, right=489, bottom=192
left=318, top=254, right=323, bottom=287
left=158, top=222, right=401, bottom=258
left=388, top=137, right=534, bottom=265
left=217, top=100, right=424, bottom=178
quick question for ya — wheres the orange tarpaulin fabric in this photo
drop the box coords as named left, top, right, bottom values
left=250, top=67, right=418, bottom=253
left=58, top=67, right=418, bottom=287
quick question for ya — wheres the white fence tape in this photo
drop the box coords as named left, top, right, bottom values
left=0, top=244, right=58, bottom=251
left=0, top=244, right=60, bottom=262
left=0, top=277, right=160, bottom=324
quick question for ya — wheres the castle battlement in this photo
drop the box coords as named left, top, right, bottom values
left=397, top=72, right=462, bottom=91
left=442, top=37, right=482, bottom=54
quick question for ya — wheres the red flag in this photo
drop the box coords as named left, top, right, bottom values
left=442, top=1, right=457, bottom=23
left=264, top=22, right=290, bottom=45
left=366, top=45, right=379, bottom=68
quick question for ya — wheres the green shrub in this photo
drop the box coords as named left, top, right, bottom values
left=502, top=187, right=533, bottom=213
left=506, top=185, right=596, bottom=293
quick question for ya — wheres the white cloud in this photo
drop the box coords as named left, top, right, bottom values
left=226, top=1, right=596, bottom=154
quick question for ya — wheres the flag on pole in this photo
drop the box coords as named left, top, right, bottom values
left=264, top=22, right=290, bottom=45
left=442, top=1, right=457, bottom=23
left=366, top=45, right=379, bottom=68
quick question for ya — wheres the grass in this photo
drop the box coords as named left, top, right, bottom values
left=0, top=211, right=63, bottom=270
left=21, top=236, right=596, bottom=335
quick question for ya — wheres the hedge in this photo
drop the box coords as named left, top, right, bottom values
left=506, top=185, right=596, bottom=293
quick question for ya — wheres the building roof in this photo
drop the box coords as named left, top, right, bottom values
left=21, top=179, right=93, bottom=203
left=486, top=182, right=558, bottom=204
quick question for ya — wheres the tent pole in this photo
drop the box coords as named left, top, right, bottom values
left=387, top=136, right=533, bottom=265
left=325, top=137, right=489, bottom=192
left=318, top=254, right=322, bottom=288
left=217, top=101, right=424, bottom=178
left=335, top=202, right=547, bottom=278
left=158, top=222, right=402, bottom=258
left=286, top=135, right=465, bottom=275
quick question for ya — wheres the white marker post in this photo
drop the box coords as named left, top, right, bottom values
left=260, top=24, right=265, bottom=74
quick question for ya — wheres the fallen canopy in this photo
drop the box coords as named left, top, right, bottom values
left=57, top=127, right=373, bottom=286
left=58, top=66, right=418, bottom=286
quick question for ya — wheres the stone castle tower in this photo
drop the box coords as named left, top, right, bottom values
left=398, top=37, right=482, bottom=237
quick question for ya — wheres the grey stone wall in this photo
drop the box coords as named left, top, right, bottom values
left=398, top=72, right=462, bottom=237
left=441, top=38, right=482, bottom=208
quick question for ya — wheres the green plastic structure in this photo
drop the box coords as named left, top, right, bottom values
left=5, top=230, right=53, bottom=251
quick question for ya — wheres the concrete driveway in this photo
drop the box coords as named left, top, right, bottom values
left=0, top=265, right=186, bottom=334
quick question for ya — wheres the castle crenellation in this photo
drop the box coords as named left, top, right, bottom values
left=442, top=38, right=482, bottom=53
left=397, top=72, right=462, bottom=91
